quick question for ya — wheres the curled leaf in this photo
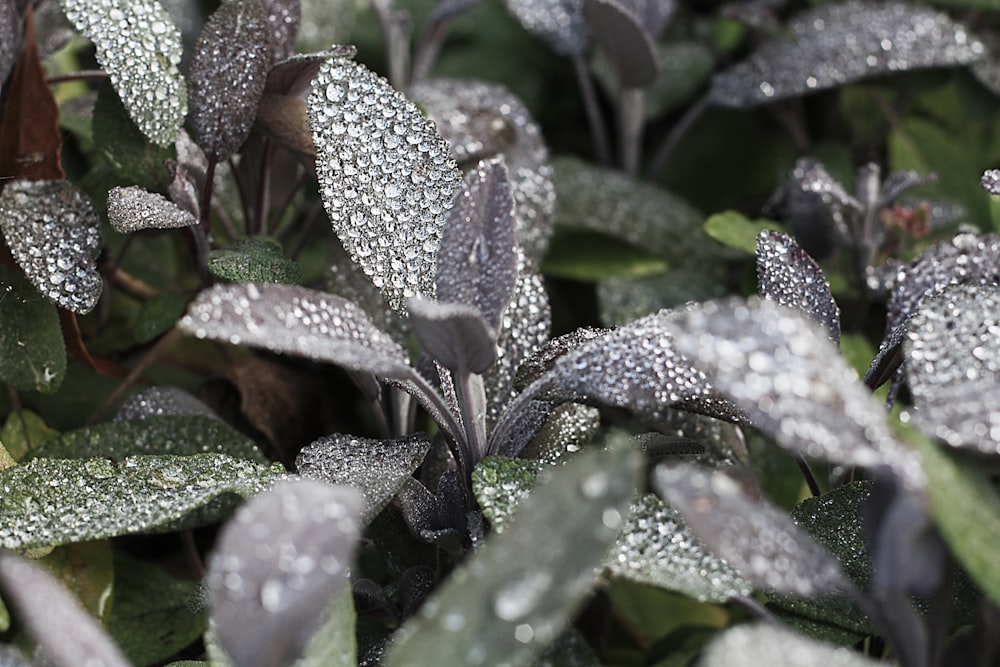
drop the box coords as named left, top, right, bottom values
left=408, top=298, right=498, bottom=375
left=107, top=185, right=197, bottom=232
left=583, top=0, right=658, bottom=88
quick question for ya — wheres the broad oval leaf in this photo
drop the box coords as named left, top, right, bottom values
left=60, top=0, right=187, bottom=146
left=114, top=386, right=217, bottom=421
left=503, top=0, right=589, bottom=56
left=296, top=433, right=431, bottom=524
left=654, top=463, right=849, bottom=597
left=0, top=180, right=102, bottom=314
left=669, top=298, right=926, bottom=490
left=207, top=237, right=302, bottom=285
left=0, top=554, right=131, bottom=667
left=756, top=230, right=840, bottom=345
left=385, top=439, right=640, bottom=667
left=208, top=479, right=362, bottom=667
left=307, top=57, right=462, bottom=312
left=0, top=454, right=281, bottom=550
left=0, top=264, right=66, bottom=393
left=180, top=283, right=414, bottom=378
left=702, top=623, right=882, bottom=667
left=408, top=298, right=498, bottom=375
left=710, top=1, right=985, bottom=108
left=583, top=0, right=658, bottom=88
left=188, top=0, right=273, bottom=161
left=107, top=185, right=197, bottom=232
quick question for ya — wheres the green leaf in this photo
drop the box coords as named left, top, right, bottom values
left=0, top=454, right=282, bottom=550
left=541, top=230, right=667, bottom=281
left=702, top=623, right=881, bottom=667
left=92, top=81, right=176, bottom=190
left=704, top=211, right=782, bottom=255
left=36, top=541, right=116, bottom=624
left=135, top=292, right=189, bottom=344
left=386, top=438, right=641, bottom=667
left=299, top=587, right=357, bottom=667
left=472, top=456, right=544, bottom=534
left=0, top=264, right=67, bottom=393
left=107, top=552, right=208, bottom=667
left=0, top=410, right=60, bottom=461
left=207, top=237, right=303, bottom=285
left=31, top=415, right=268, bottom=464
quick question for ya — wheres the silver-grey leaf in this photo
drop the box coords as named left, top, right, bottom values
left=264, top=47, right=356, bottom=96
left=0, top=0, right=19, bottom=91
left=114, top=386, right=218, bottom=421
left=180, top=283, right=414, bottom=378
left=296, top=433, right=431, bottom=523
left=605, top=493, right=752, bottom=603
left=503, top=0, right=589, bottom=57
left=0, top=179, right=102, bottom=314
left=188, top=0, right=273, bottom=162
left=669, top=298, right=925, bottom=490
left=516, top=402, right=599, bottom=463
left=702, top=623, right=882, bottom=667
left=107, top=185, right=197, bottom=232
left=583, top=0, right=659, bottom=88
left=905, top=284, right=1000, bottom=455
left=0, top=554, right=130, bottom=667
left=308, top=57, right=463, bottom=312
left=261, top=0, right=301, bottom=62
left=756, top=230, right=840, bottom=345
left=436, top=158, right=519, bottom=334
left=410, top=78, right=556, bottom=265
left=654, top=463, right=848, bottom=597
left=208, top=479, right=362, bottom=667
left=982, top=169, right=1000, bottom=195
left=408, top=298, right=498, bottom=375
left=60, top=0, right=187, bottom=146
left=784, top=157, right=860, bottom=255
left=710, top=1, right=984, bottom=108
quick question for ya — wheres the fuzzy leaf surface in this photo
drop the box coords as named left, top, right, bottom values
left=703, top=623, right=881, bottom=667
left=114, top=386, right=217, bottom=421
left=583, top=0, right=658, bottom=88
left=207, top=237, right=302, bottom=285
left=0, top=0, right=19, bottom=88
left=107, top=186, right=197, bottom=232
left=503, top=0, right=588, bottom=56
left=0, top=264, right=66, bottom=393
left=261, top=0, right=300, bottom=61
left=408, top=298, right=498, bottom=375
left=471, top=456, right=543, bottom=534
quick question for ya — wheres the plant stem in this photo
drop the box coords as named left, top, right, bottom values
left=411, top=17, right=451, bottom=83
left=618, top=87, right=644, bottom=176
left=794, top=452, right=823, bottom=497
left=455, top=372, right=488, bottom=464
left=572, top=55, right=612, bottom=165
left=46, top=70, right=108, bottom=85
left=373, top=0, right=412, bottom=89
left=647, top=92, right=711, bottom=179
left=254, top=139, right=274, bottom=236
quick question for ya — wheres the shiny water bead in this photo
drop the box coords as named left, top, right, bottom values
left=503, top=0, right=589, bottom=57
left=308, top=57, right=462, bottom=313
left=61, top=0, right=187, bottom=146
left=703, top=623, right=882, bottom=667
left=410, top=78, right=556, bottom=265
left=711, top=1, right=984, bottom=108
left=982, top=169, right=1000, bottom=195
left=114, top=386, right=217, bottom=421
left=904, top=284, right=1000, bottom=455
left=260, top=0, right=301, bottom=61
left=0, top=180, right=102, bottom=314
left=107, top=185, right=197, bottom=232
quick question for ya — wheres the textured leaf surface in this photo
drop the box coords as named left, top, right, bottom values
left=596, top=270, right=727, bottom=326
left=296, top=433, right=431, bottom=524
left=114, top=386, right=216, bottom=421
left=308, top=57, right=462, bottom=312
left=0, top=554, right=131, bottom=667
left=517, top=403, right=599, bottom=464
left=107, top=185, right=197, bottom=232
left=472, top=456, right=544, bottom=534
left=605, top=493, right=752, bottom=603
left=702, top=623, right=881, bottom=667
left=503, top=0, right=588, bottom=56
left=207, top=237, right=302, bottom=285
left=180, top=283, right=413, bottom=377
left=756, top=230, right=840, bottom=345
left=0, top=0, right=19, bottom=88
left=710, top=2, right=984, bottom=108
left=703, top=211, right=782, bottom=255
left=387, top=441, right=639, bottom=667
left=654, top=463, right=848, bottom=597
left=0, top=454, right=281, bottom=549
left=410, top=78, right=555, bottom=265
left=188, top=0, right=272, bottom=161
left=261, top=0, right=300, bottom=61
left=61, top=0, right=187, bottom=146
left=583, top=0, right=658, bottom=88
left=208, top=480, right=362, bottom=667
left=409, top=298, right=498, bottom=375
left=0, top=264, right=66, bottom=393
left=669, top=298, right=925, bottom=490
left=0, top=180, right=102, bottom=314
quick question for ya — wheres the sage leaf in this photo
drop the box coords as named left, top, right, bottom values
left=0, top=179, right=102, bottom=314
left=703, top=211, right=782, bottom=255
left=208, top=480, right=362, bottom=667
left=385, top=439, right=640, bottom=667
left=408, top=298, right=498, bottom=375
left=0, top=454, right=282, bottom=550
left=299, top=587, right=356, bottom=667
left=516, top=403, right=599, bottom=463
left=0, top=0, right=19, bottom=89
left=703, top=623, right=881, bottom=667
left=188, top=0, right=273, bottom=161
left=0, top=264, right=66, bottom=393
left=180, top=283, right=414, bottom=378
left=472, top=456, right=544, bottom=534
left=596, top=270, right=727, bottom=326
left=107, top=185, right=197, bottom=232
left=583, top=0, right=658, bottom=88
left=114, top=386, right=216, bottom=421
left=260, top=0, right=301, bottom=62
left=207, top=237, right=302, bottom=285
left=60, top=0, right=187, bottom=146
left=308, top=57, right=462, bottom=312
left=503, top=0, right=589, bottom=56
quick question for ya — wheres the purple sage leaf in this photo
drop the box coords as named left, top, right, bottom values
left=208, top=479, right=363, bottom=667
left=107, top=185, right=197, bottom=232
left=114, top=386, right=217, bottom=421
left=408, top=297, right=498, bottom=375
left=503, top=0, right=589, bottom=57
left=260, top=0, right=301, bottom=62
left=264, top=47, right=356, bottom=96
left=188, top=0, right=274, bottom=161
left=756, top=230, right=840, bottom=345
left=0, top=0, right=20, bottom=89
left=180, top=283, right=414, bottom=378
left=0, top=179, right=102, bottom=314
left=583, top=0, right=659, bottom=88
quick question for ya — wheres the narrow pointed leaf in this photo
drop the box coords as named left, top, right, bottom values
left=0, top=264, right=66, bottom=393
left=436, top=158, right=518, bottom=333
left=386, top=439, right=640, bottom=667
left=261, top=0, right=301, bottom=62
left=710, top=2, right=984, bottom=108
left=583, top=0, right=658, bottom=88
left=756, top=230, right=840, bottom=345
left=308, top=58, right=462, bottom=312
left=208, top=480, right=362, bottom=667
left=189, top=0, right=273, bottom=161
left=0, top=554, right=130, bottom=667
left=207, top=237, right=302, bottom=285
left=0, top=454, right=282, bottom=550
left=107, top=185, right=197, bottom=232
left=703, top=623, right=882, bottom=667
left=654, top=463, right=848, bottom=597
left=180, top=283, right=413, bottom=378
left=61, top=0, right=187, bottom=146
left=296, top=433, right=431, bottom=523
left=503, top=0, right=589, bottom=56
left=0, top=179, right=102, bottom=314
left=669, top=298, right=925, bottom=490
left=408, top=298, right=498, bottom=375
